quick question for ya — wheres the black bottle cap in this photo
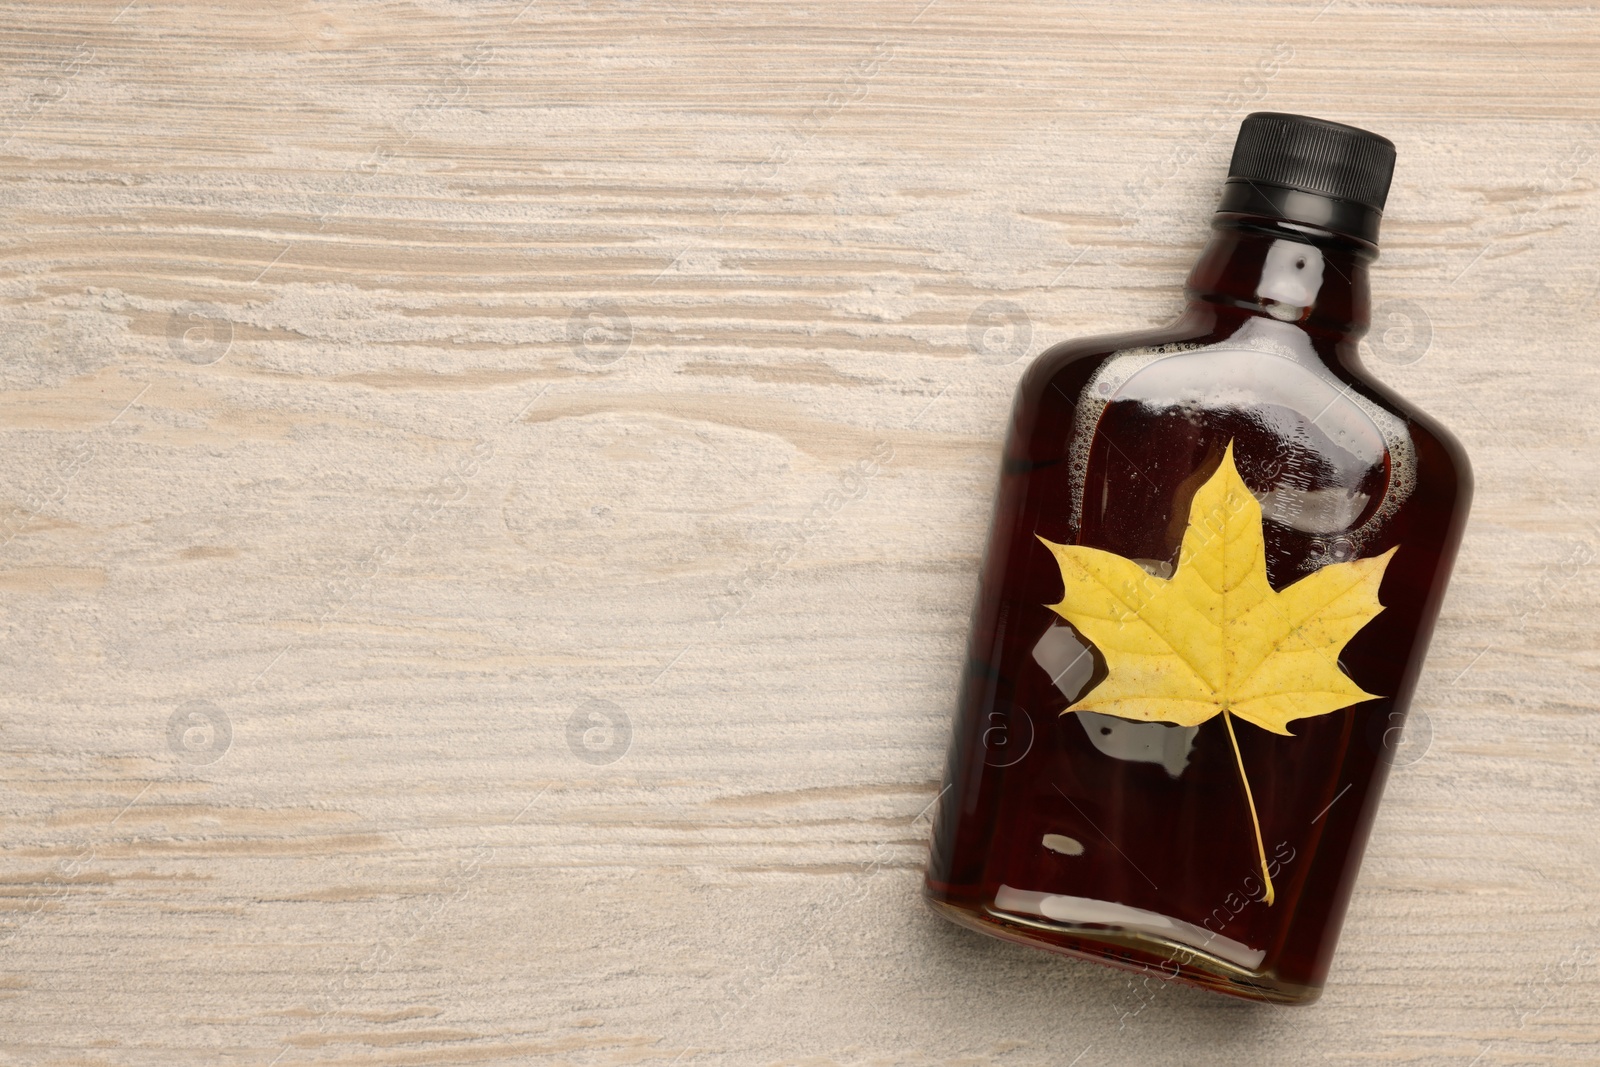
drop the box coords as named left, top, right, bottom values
left=1216, top=112, right=1397, bottom=246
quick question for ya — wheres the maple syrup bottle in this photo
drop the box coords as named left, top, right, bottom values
left=925, top=114, right=1471, bottom=1004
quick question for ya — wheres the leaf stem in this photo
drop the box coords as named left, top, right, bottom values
left=1223, top=709, right=1274, bottom=906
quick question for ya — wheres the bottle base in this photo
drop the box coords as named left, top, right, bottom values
left=924, top=891, right=1322, bottom=1005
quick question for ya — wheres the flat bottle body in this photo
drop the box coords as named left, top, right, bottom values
left=924, top=293, right=1471, bottom=1003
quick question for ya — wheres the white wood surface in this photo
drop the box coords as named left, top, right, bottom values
left=1, top=1, right=1598, bottom=1063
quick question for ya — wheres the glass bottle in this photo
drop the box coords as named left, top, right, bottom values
left=924, top=113, right=1472, bottom=1004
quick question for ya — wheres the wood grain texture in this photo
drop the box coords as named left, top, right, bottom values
left=1, top=1, right=1597, bottom=1063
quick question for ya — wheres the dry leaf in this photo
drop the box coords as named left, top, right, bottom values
left=1038, top=442, right=1394, bottom=903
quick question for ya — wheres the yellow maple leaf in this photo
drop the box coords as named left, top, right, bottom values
left=1037, top=442, right=1394, bottom=904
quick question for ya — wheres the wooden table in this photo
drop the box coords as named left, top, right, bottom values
left=2, top=1, right=1597, bottom=1063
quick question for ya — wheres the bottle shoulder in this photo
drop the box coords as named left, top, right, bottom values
left=1020, top=323, right=1467, bottom=476
left=1009, top=318, right=1472, bottom=549
left=1017, top=323, right=1201, bottom=404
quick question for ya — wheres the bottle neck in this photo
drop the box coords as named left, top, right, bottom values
left=1182, top=213, right=1375, bottom=340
